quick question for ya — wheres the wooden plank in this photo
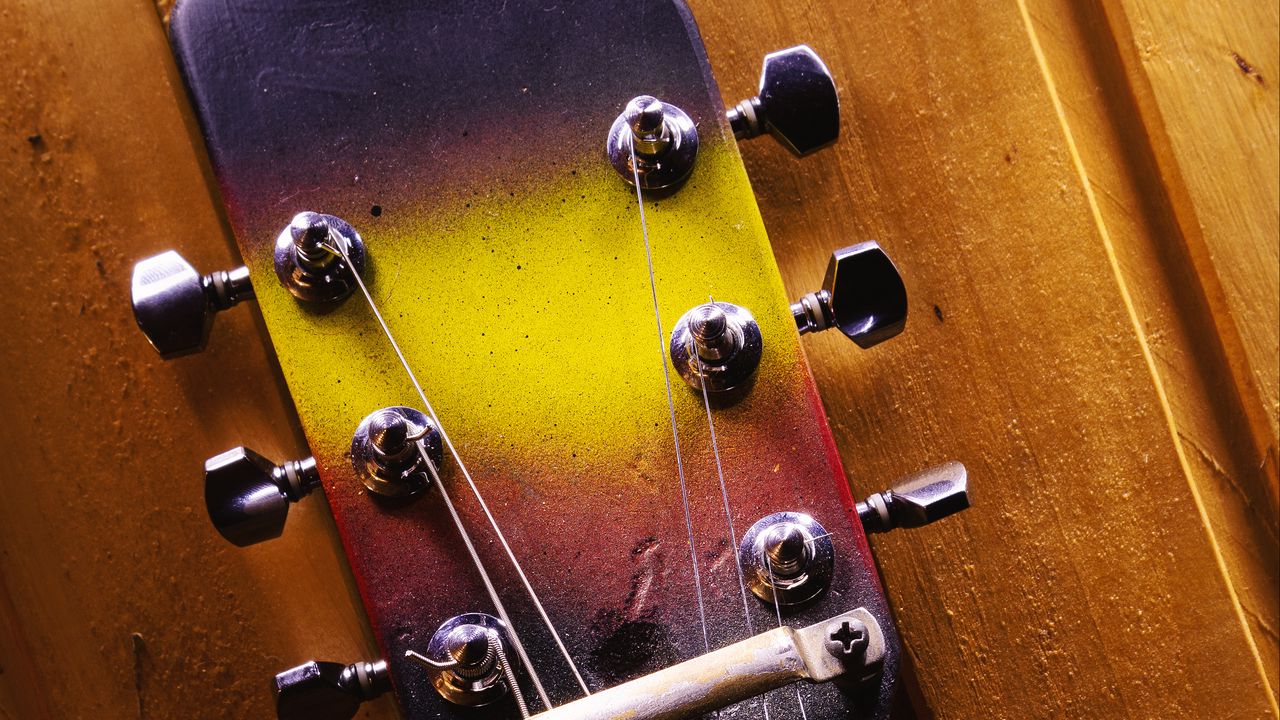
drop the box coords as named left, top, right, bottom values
left=1022, top=0, right=1279, bottom=697
left=0, top=1, right=393, bottom=717
left=689, top=0, right=1278, bottom=717
left=1104, top=0, right=1279, bottom=502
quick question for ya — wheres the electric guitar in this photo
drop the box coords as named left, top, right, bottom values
left=129, top=1, right=969, bottom=717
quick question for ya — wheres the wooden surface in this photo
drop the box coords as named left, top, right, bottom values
left=0, top=1, right=1275, bottom=719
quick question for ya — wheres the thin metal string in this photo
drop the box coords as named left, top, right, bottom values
left=414, top=445, right=550, bottom=708
left=692, top=331, right=769, bottom=719
left=629, top=138, right=711, bottom=653
left=766, top=555, right=809, bottom=719
left=325, top=234, right=591, bottom=700
left=489, top=628, right=532, bottom=719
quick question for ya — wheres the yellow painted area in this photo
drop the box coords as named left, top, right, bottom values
left=249, top=141, right=805, bottom=468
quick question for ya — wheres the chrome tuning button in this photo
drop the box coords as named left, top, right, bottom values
left=792, top=241, right=907, bottom=348
left=130, top=250, right=254, bottom=358
left=739, top=512, right=835, bottom=607
left=350, top=406, right=444, bottom=498
left=669, top=301, right=763, bottom=394
left=204, top=447, right=320, bottom=547
left=406, top=613, right=524, bottom=711
left=607, top=94, right=699, bottom=190
left=727, top=45, right=839, bottom=157
left=273, top=658, right=391, bottom=720
left=274, top=211, right=367, bottom=303
left=857, top=461, right=970, bottom=534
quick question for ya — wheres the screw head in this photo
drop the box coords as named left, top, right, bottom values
left=826, top=618, right=869, bottom=659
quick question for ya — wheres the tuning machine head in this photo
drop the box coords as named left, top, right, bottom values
left=350, top=406, right=444, bottom=498
left=130, top=250, right=254, bottom=358
left=728, top=45, right=839, bottom=157
left=669, top=301, right=763, bottom=394
left=792, top=241, right=907, bottom=348
left=607, top=95, right=700, bottom=191
left=204, top=447, right=321, bottom=547
left=274, top=658, right=391, bottom=720
left=739, top=512, right=835, bottom=607
left=857, top=461, right=970, bottom=533
left=274, top=211, right=367, bottom=303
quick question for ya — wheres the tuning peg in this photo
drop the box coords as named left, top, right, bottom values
left=274, top=659, right=391, bottom=720
left=727, top=45, right=839, bottom=156
left=130, top=250, right=254, bottom=358
left=791, top=241, right=907, bottom=348
left=204, top=447, right=320, bottom=547
left=856, top=461, right=970, bottom=534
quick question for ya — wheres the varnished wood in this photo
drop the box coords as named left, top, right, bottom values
left=0, top=1, right=1274, bottom=719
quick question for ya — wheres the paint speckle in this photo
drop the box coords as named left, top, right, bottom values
left=370, top=204, right=382, bottom=217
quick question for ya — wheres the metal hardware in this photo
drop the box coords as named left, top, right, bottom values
left=203, top=447, right=320, bottom=547
left=727, top=45, right=839, bottom=157
left=825, top=617, right=870, bottom=659
left=273, top=658, right=391, bottom=720
left=350, top=406, right=443, bottom=498
left=407, top=613, right=521, bottom=709
left=274, top=211, right=367, bottom=302
left=669, top=301, right=763, bottom=393
left=857, top=461, right=970, bottom=534
left=792, top=241, right=908, bottom=348
left=130, top=250, right=254, bottom=358
left=739, top=512, right=835, bottom=607
left=531, top=607, right=884, bottom=720
left=607, top=95, right=699, bottom=190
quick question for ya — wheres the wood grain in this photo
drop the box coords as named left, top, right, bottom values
left=691, top=0, right=1278, bottom=717
left=0, top=1, right=392, bottom=717
left=0, top=0, right=1274, bottom=719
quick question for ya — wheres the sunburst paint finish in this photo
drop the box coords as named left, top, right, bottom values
left=171, top=1, right=899, bottom=717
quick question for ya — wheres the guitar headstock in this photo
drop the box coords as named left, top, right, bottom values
left=132, top=2, right=968, bottom=718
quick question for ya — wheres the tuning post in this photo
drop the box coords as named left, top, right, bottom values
left=274, top=211, right=367, bottom=302
left=607, top=94, right=699, bottom=190
left=350, top=406, right=444, bottom=498
left=273, top=658, right=391, bottom=720
left=130, top=250, right=254, bottom=358
left=857, top=461, right=970, bottom=534
left=739, top=512, right=835, bottom=607
left=792, top=241, right=908, bottom=348
left=727, top=45, right=840, bottom=157
left=410, top=613, right=525, bottom=711
left=669, top=301, right=763, bottom=394
left=203, top=447, right=320, bottom=547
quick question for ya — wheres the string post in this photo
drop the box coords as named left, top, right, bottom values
left=670, top=300, right=763, bottom=393
left=762, top=522, right=811, bottom=578
left=607, top=94, right=698, bottom=190
left=273, top=211, right=366, bottom=303
left=350, top=406, right=442, bottom=498
left=740, top=512, right=835, bottom=607
left=412, top=613, right=529, bottom=710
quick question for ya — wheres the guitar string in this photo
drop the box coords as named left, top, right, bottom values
left=628, top=137, right=712, bottom=653
left=324, top=232, right=592, bottom=701
left=692, top=313, right=770, bottom=720
left=415, top=444, right=547, bottom=711
left=767, top=549, right=810, bottom=719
